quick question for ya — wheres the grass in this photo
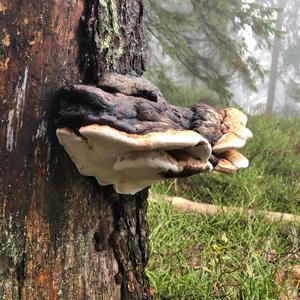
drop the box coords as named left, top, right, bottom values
left=147, top=116, right=300, bottom=299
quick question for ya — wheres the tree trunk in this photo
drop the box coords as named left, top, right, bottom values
left=0, top=1, right=151, bottom=299
left=266, top=2, right=284, bottom=115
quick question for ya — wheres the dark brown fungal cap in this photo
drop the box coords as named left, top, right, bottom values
left=98, top=72, right=165, bottom=103
left=55, top=73, right=252, bottom=194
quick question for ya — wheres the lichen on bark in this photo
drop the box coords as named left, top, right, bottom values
left=97, top=0, right=123, bottom=69
left=78, top=0, right=146, bottom=82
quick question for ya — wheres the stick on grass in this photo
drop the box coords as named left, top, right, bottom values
left=154, top=195, right=300, bottom=223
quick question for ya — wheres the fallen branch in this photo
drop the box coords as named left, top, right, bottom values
left=154, top=195, right=300, bottom=223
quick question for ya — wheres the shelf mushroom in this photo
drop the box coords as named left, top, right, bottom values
left=55, top=73, right=252, bottom=194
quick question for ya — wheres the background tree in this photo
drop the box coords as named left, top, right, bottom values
left=254, top=0, right=300, bottom=115
left=0, top=1, right=151, bottom=299
left=266, top=0, right=284, bottom=115
left=274, top=0, right=300, bottom=115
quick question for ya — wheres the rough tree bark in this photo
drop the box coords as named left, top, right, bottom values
left=0, top=0, right=151, bottom=299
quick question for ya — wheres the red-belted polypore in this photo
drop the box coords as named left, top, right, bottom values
left=55, top=73, right=252, bottom=194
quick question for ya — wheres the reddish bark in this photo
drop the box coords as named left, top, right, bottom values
left=0, top=0, right=150, bottom=299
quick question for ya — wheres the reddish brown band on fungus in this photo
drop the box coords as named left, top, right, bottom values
left=55, top=73, right=252, bottom=194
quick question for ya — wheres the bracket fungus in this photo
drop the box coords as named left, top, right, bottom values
left=55, top=73, right=252, bottom=194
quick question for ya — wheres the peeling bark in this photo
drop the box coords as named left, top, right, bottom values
left=0, top=0, right=151, bottom=299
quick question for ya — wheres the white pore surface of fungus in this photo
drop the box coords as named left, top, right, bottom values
left=56, top=125, right=212, bottom=194
left=56, top=108, right=252, bottom=195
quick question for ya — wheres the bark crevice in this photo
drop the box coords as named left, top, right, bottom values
left=110, top=189, right=151, bottom=300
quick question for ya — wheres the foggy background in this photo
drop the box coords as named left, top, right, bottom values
left=144, top=0, right=300, bottom=117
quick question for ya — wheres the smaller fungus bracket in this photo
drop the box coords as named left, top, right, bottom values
left=55, top=73, right=252, bottom=194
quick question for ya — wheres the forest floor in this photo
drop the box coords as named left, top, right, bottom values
left=147, top=116, right=300, bottom=299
